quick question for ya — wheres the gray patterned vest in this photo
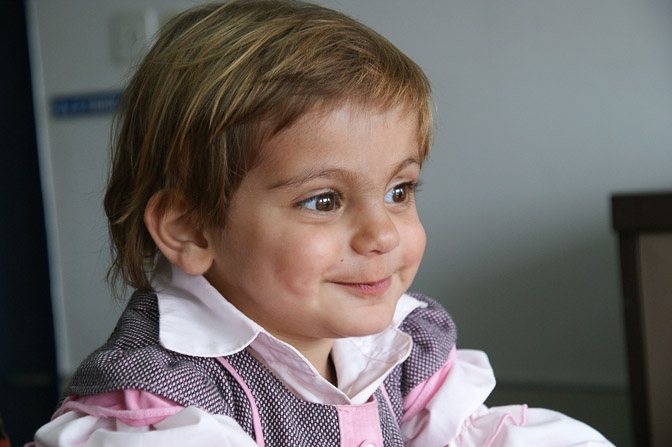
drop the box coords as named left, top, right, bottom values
left=65, top=292, right=456, bottom=446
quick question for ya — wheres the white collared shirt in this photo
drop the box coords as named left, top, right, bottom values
left=34, top=260, right=615, bottom=447
left=154, top=259, right=424, bottom=405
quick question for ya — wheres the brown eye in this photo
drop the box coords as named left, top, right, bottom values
left=385, top=185, right=408, bottom=203
left=315, top=194, right=336, bottom=211
left=298, top=192, right=340, bottom=212
left=392, top=186, right=407, bottom=202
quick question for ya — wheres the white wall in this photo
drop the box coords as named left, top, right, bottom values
left=26, top=0, right=202, bottom=379
left=28, top=0, right=672, bottom=387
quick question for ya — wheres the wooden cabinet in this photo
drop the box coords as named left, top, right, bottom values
left=612, top=193, right=672, bottom=447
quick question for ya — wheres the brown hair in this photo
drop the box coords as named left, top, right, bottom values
left=104, top=0, right=433, bottom=296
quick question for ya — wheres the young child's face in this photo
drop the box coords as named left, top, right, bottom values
left=204, top=103, right=426, bottom=344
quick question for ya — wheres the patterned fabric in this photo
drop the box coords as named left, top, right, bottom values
left=227, top=349, right=343, bottom=446
left=382, top=292, right=457, bottom=424
left=64, top=291, right=456, bottom=446
left=375, top=387, right=406, bottom=446
left=65, top=293, right=233, bottom=415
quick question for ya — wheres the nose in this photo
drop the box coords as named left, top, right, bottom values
left=350, top=206, right=400, bottom=255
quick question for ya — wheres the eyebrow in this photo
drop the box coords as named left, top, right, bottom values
left=267, top=156, right=420, bottom=190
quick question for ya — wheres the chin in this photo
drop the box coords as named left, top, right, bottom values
left=340, top=313, right=396, bottom=338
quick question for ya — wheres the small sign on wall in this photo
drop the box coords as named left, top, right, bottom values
left=51, top=91, right=122, bottom=118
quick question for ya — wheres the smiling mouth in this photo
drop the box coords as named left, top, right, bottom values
left=333, top=277, right=392, bottom=296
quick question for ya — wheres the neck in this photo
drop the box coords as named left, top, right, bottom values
left=323, top=352, right=338, bottom=386
left=280, top=335, right=338, bottom=386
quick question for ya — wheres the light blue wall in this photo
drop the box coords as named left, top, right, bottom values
left=29, top=0, right=672, bottom=387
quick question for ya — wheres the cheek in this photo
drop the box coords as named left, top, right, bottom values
left=401, top=219, right=426, bottom=270
left=271, top=229, right=342, bottom=290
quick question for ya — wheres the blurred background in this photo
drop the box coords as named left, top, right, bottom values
left=3, top=0, right=672, bottom=445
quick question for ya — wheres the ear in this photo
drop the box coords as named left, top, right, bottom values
left=144, top=191, right=214, bottom=275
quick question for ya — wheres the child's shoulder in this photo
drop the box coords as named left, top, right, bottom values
left=389, top=293, right=457, bottom=395
left=64, top=291, right=229, bottom=413
left=399, top=292, right=457, bottom=345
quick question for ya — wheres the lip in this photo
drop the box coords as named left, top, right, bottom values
left=333, top=277, right=392, bottom=296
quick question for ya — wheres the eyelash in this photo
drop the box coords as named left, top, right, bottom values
left=296, top=179, right=422, bottom=214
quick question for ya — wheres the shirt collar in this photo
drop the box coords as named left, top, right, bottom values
left=152, top=259, right=426, bottom=404
left=153, top=259, right=262, bottom=357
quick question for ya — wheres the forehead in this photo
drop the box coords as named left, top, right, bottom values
left=256, top=103, right=421, bottom=170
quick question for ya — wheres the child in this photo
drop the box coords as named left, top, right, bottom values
left=34, top=1, right=614, bottom=446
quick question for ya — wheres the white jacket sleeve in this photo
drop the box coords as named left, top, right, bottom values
left=33, top=406, right=259, bottom=447
left=400, top=349, right=615, bottom=447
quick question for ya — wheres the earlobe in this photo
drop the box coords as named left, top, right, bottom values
left=144, top=191, right=214, bottom=275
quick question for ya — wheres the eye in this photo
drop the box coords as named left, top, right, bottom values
left=384, top=182, right=414, bottom=204
left=298, top=192, right=340, bottom=212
